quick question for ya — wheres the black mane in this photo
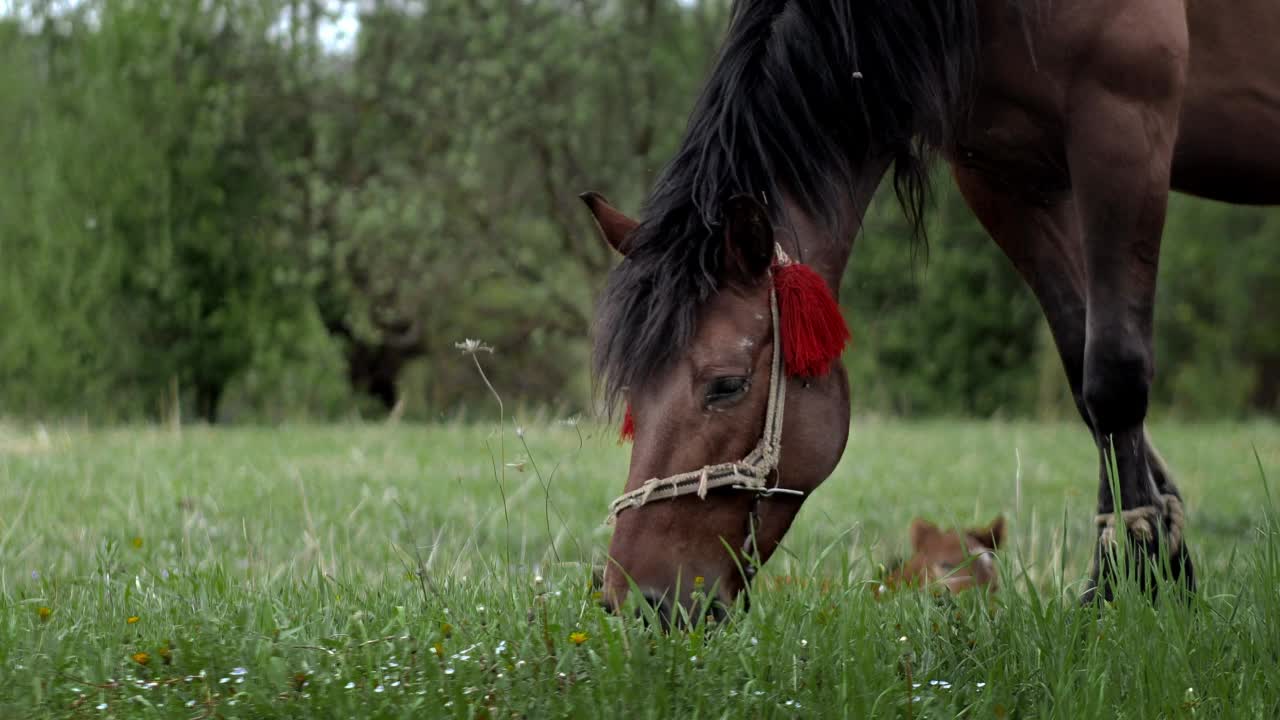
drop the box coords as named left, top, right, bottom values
left=594, top=0, right=981, bottom=408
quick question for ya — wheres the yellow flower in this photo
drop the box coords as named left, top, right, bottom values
left=568, top=631, right=588, bottom=646
left=693, top=575, right=705, bottom=588
left=131, top=537, right=143, bottom=549
left=440, top=622, right=453, bottom=638
left=127, top=616, right=140, bottom=625
left=37, top=606, right=52, bottom=622
left=132, top=652, right=151, bottom=666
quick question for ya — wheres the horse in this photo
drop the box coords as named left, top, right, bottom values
left=581, top=0, right=1280, bottom=620
left=880, top=516, right=1006, bottom=596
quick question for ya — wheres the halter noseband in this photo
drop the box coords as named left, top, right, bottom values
left=605, top=246, right=804, bottom=527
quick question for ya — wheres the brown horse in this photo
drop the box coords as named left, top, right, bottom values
left=583, top=0, right=1280, bottom=619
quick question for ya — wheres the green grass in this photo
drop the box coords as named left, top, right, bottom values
left=1, top=419, right=1278, bottom=718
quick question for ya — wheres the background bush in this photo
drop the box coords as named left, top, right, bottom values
left=1, top=0, right=1276, bottom=423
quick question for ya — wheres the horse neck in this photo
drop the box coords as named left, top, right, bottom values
left=778, top=156, right=892, bottom=297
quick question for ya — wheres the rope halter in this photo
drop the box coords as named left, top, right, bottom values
left=605, top=245, right=803, bottom=525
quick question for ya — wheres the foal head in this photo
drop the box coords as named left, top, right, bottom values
left=883, top=515, right=1006, bottom=594
left=584, top=193, right=851, bottom=624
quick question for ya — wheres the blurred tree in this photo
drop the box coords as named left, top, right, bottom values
left=279, top=0, right=729, bottom=414
left=0, top=0, right=1275, bottom=422
left=843, top=180, right=1043, bottom=417
left=0, top=0, right=300, bottom=422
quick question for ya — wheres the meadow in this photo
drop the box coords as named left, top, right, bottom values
left=2, top=418, right=1278, bottom=718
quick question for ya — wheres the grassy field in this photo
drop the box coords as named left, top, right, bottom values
left=1, top=419, right=1278, bottom=718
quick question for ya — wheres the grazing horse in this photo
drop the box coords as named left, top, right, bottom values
left=583, top=0, right=1280, bottom=619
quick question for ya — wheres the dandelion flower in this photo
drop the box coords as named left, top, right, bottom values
left=127, top=616, right=140, bottom=625
left=455, top=339, right=494, bottom=355
left=569, top=631, right=588, bottom=646
left=131, top=537, right=143, bottom=549
left=132, top=652, right=151, bottom=666
left=37, top=606, right=52, bottom=622
left=693, top=576, right=705, bottom=588
left=440, top=622, right=453, bottom=638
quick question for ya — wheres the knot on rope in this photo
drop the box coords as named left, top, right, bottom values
left=1095, top=493, right=1186, bottom=552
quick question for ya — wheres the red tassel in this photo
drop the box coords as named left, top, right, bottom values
left=773, top=261, right=851, bottom=377
left=619, top=405, right=635, bottom=443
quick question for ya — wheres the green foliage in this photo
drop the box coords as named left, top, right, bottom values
left=0, top=1, right=303, bottom=421
left=1154, top=196, right=1280, bottom=417
left=845, top=182, right=1044, bottom=417
left=0, top=0, right=1276, bottom=422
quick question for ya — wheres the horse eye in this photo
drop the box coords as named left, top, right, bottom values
left=705, top=376, right=750, bottom=405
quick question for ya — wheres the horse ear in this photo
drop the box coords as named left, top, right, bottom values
left=968, top=515, right=1006, bottom=550
left=909, top=518, right=937, bottom=551
left=722, top=194, right=774, bottom=284
left=580, top=192, right=638, bottom=256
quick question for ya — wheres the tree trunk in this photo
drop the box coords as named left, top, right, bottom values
left=345, top=343, right=410, bottom=412
left=195, top=383, right=223, bottom=424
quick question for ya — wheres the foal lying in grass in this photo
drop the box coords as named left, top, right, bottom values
left=879, top=515, right=1006, bottom=595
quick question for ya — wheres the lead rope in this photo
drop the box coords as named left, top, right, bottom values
left=605, top=287, right=797, bottom=525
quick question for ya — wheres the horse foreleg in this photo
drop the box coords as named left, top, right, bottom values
left=1067, top=44, right=1195, bottom=601
left=953, top=161, right=1194, bottom=602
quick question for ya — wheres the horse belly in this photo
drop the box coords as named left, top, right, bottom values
left=1173, top=0, right=1280, bottom=205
